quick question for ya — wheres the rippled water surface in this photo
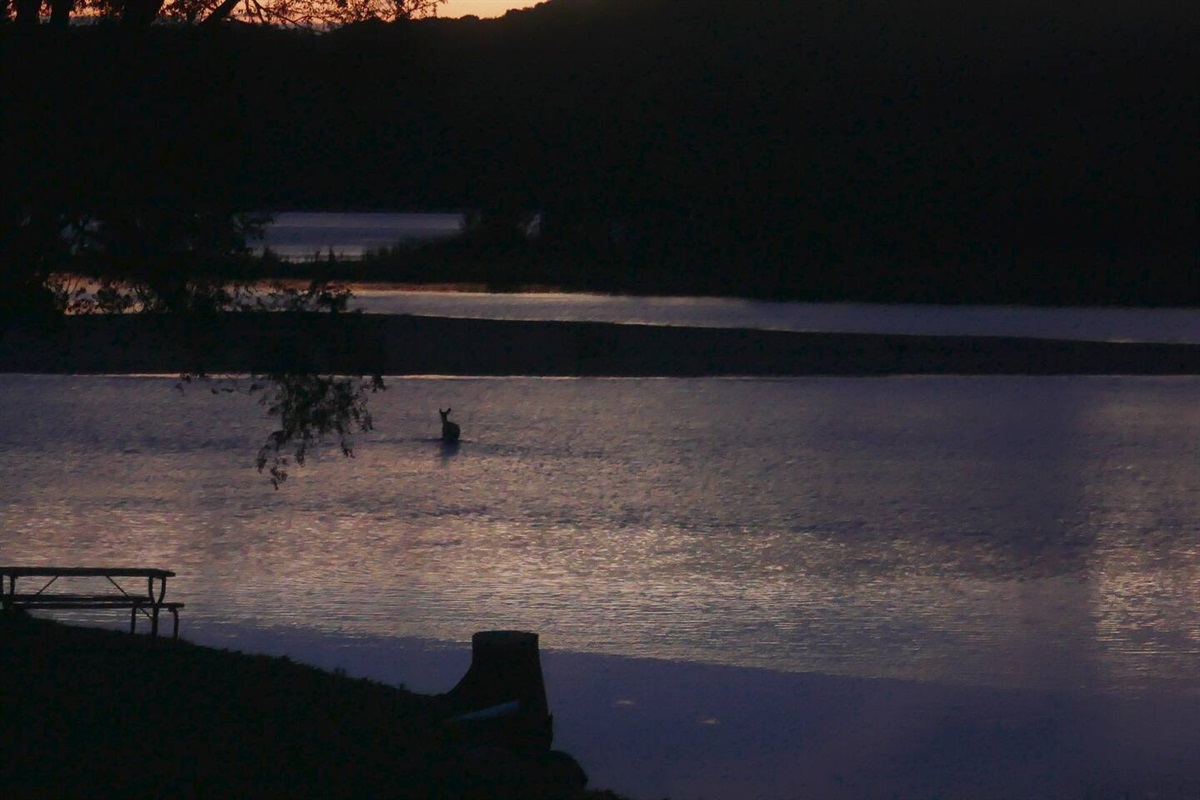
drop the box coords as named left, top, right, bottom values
left=2, top=374, right=1197, bottom=699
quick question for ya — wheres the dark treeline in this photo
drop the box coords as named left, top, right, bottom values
left=3, top=0, right=1198, bottom=304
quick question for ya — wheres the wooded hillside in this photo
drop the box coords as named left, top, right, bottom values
left=4, top=0, right=1197, bottom=303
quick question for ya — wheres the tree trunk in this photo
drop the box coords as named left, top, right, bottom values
left=14, top=0, right=40, bottom=27
left=199, top=0, right=241, bottom=27
left=48, top=0, right=70, bottom=27
left=121, top=0, right=163, bottom=27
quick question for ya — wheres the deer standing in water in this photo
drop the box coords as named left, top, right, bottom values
left=439, top=408, right=461, bottom=443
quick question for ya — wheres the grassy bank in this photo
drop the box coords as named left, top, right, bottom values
left=3, top=312, right=1199, bottom=377
left=0, top=613, right=618, bottom=800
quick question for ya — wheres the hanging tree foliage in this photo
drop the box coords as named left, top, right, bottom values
left=1, top=205, right=387, bottom=488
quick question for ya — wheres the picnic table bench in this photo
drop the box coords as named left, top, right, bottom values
left=1, top=566, right=183, bottom=639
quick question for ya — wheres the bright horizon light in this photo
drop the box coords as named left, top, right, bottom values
left=439, top=0, right=538, bottom=18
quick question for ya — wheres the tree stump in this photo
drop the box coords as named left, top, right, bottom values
left=444, top=630, right=553, bottom=750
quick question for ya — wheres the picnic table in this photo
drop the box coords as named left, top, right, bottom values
left=1, top=566, right=183, bottom=639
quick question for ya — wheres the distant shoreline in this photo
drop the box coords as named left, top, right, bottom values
left=2, top=312, right=1199, bottom=377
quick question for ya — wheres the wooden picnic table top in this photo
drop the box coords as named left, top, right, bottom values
left=1, top=566, right=175, bottom=579
left=1, top=566, right=184, bottom=639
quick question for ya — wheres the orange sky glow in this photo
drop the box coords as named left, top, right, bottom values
left=439, top=0, right=537, bottom=18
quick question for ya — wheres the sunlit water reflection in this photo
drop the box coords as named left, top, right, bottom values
left=349, top=290, right=1200, bottom=343
left=2, top=374, right=1197, bottom=701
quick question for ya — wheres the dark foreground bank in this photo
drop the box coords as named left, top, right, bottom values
left=2, top=313, right=1199, bottom=376
left=0, top=613, right=619, bottom=800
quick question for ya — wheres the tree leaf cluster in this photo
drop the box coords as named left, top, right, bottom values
left=254, top=372, right=385, bottom=489
left=3, top=0, right=445, bottom=29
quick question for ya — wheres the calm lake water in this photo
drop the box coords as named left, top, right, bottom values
left=256, top=211, right=464, bottom=259
left=349, top=290, right=1200, bottom=344
left=2, top=370, right=1199, bottom=797
left=3, top=373, right=1197, bottom=697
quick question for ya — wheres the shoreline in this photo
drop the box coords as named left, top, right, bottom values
left=0, top=614, right=602, bottom=799
left=3, top=312, right=1199, bottom=377
left=114, top=619, right=1200, bottom=800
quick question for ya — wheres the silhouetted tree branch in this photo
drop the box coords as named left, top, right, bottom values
left=252, top=372, right=385, bottom=489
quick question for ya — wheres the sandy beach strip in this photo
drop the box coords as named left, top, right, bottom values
left=2, top=312, right=1199, bottom=376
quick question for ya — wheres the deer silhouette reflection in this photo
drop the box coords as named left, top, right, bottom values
left=439, top=408, right=460, bottom=444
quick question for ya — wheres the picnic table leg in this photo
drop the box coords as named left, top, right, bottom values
left=151, top=606, right=160, bottom=638
left=171, top=607, right=180, bottom=640
left=130, top=604, right=137, bottom=634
